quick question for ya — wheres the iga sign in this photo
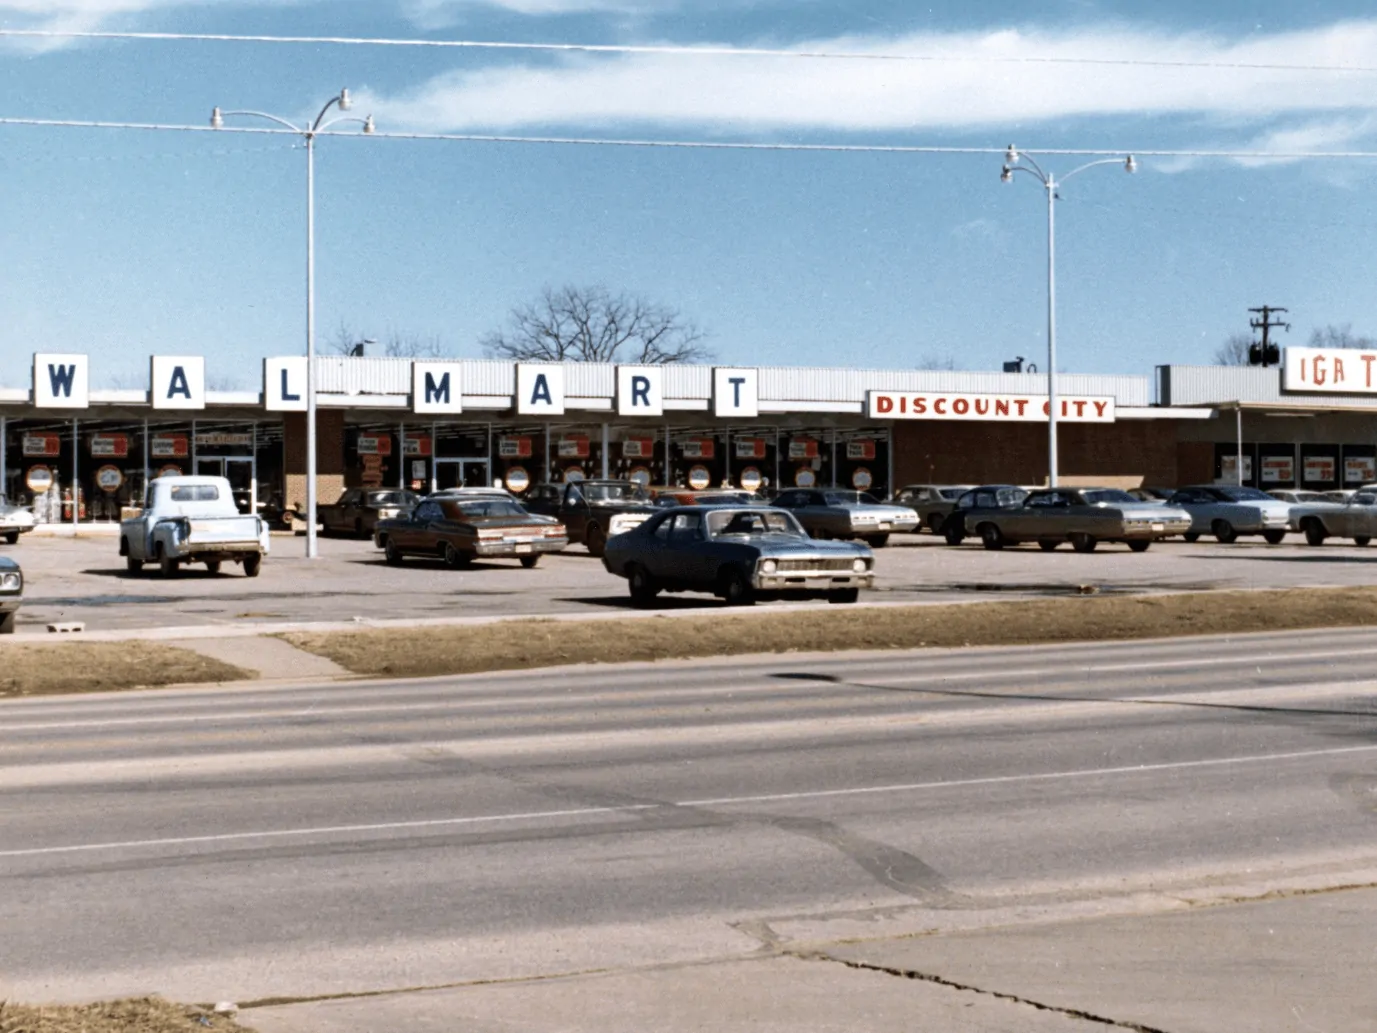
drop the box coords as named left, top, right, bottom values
left=1284, top=347, right=1377, bottom=393
left=867, top=391, right=1115, bottom=422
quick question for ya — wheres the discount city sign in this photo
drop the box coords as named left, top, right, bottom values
left=866, top=391, right=1116, bottom=422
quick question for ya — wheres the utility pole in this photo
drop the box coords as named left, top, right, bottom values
left=1248, top=306, right=1290, bottom=367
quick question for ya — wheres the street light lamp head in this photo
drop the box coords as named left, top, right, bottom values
left=339, top=88, right=352, bottom=111
left=1004, top=144, right=1019, bottom=165
left=1000, top=166, right=1013, bottom=183
left=210, top=107, right=223, bottom=130
left=1125, top=154, right=1138, bottom=174
left=363, top=114, right=375, bottom=134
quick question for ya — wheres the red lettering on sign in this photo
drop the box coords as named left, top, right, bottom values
left=1315, top=356, right=1328, bottom=387
left=914, top=397, right=926, bottom=414
left=1015, top=399, right=1028, bottom=416
left=876, top=394, right=893, bottom=413
left=1300, top=357, right=1308, bottom=382
left=1072, top=400, right=1086, bottom=417
left=1334, top=356, right=1346, bottom=384
left=995, top=400, right=1009, bottom=416
left=1093, top=400, right=1108, bottom=418
left=1042, top=400, right=1052, bottom=416
left=899, top=396, right=907, bottom=413
left=1365, top=354, right=1376, bottom=388
left=975, top=398, right=990, bottom=416
left=934, top=398, right=947, bottom=415
left=953, top=398, right=969, bottom=415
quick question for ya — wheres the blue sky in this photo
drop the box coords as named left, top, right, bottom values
left=3, top=1, right=1377, bottom=389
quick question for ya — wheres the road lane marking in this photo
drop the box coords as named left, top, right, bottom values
left=5, top=741, right=1377, bottom=861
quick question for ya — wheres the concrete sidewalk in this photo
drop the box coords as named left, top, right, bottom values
left=246, top=886, right=1377, bottom=1033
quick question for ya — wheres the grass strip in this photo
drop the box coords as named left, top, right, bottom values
left=0, top=642, right=249, bottom=698
left=0, top=997, right=253, bottom=1033
left=281, top=586, right=1377, bottom=679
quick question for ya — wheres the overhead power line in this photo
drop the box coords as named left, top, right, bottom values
left=4, top=28, right=1377, bottom=74
left=4, top=117, right=1377, bottom=162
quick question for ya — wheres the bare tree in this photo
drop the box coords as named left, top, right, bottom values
left=1213, top=332, right=1253, bottom=366
left=1309, top=323, right=1376, bottom=349
left=323, top=319, right=369, bottom=356
left=324, top=320, right=448, bottom=358
left=482, top=285, right=710, bottom=364
left=916, top=353, right=961, bottom=371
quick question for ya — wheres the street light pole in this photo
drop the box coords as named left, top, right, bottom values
left=211, top=90, right=374, bottom=558
left=1002, top=146, right=1135, bottom=488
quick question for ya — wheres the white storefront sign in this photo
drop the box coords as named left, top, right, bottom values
left=617, top=366, right=664, bottom=417
left=714, top=368, right=758, bottom=418
left=867, top=391, right=1116, bottom=422
left=1346, top=456, right=1376, bottom=484
left=150, top=356, right=206, bottom=410
left=264, top=357, right=308, bottom=412
left=413, top=361, right=464, bottom=415
left=33, top=353, right=89, bottom=409
left=1284, top=347, right=1377, bottom=393
left=516, top=364, right=566, bottom=416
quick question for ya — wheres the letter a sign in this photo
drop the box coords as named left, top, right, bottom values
left=264, top=357, right=308, bottom=412
left=151, top=356, right=206, bottom=410
left=516, top=364, right=566, bottom=416
left=34, top=353, right=89, bottom=409
left=412, top=361, right=464, bottom=415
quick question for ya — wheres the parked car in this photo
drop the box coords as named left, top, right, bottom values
left=522, top=479, right=656, bottom=557
left=603, top=505, right=874, bottom=606
left=649, top=487, right=765, bottom=507
left=429, top=487, right=520, bottom=501
left=1291, top=490, right=1377, bottom=545
left=770, top=488, right=919, bottom=547
left=1165, top=485, right=1293, bottom=543
left=374, top=496, right=567, bottom=568
left=1323, top=489, right=1357, bottom=503
left=1127, top=486, right=1175, bottom=504
left=967, top=487, right=1191, bottom=553
left=1269, top=489, right=1334, bottom=505
left=942, top=485, right=1031, bottom=545
left=0, top=554, right=21, bottom=633
left=888, top=484, right=974, bottom=534
left=0, top=495, right=36, bottom=545
left=120, top=475, right=269, bottom=576
left=318, top=488, right=421, bottom=538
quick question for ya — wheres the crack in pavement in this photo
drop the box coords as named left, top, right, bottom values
left=791, top=950, right=1175, bottom=1033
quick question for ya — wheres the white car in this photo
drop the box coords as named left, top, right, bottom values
left=1165, top=485, right=1293, bottom=543
left=0, top=496, right=35, bottom=545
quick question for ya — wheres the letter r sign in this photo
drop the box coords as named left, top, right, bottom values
left=713, top=367, right=758, bottom=418
left=616, top=366, right=664, bottom=417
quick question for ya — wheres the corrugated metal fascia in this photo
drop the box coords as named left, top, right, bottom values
left=311, top=357, right=411, bottom=394
left=566, top=363, right=615, bottom=397
left=1158, top=365, right=1285, bottom=405
left=460, top=360, right=516, bottom=395
left=757, top=367, right=1149, bottom=406
left=663, top=364, right=712, bottom=398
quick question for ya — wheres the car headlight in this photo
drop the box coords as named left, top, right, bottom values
left=1, top=572, right=21, bottom=591
left=852, top=558, right=868, bottom=573
left=760, top=559, right=777, bottom=574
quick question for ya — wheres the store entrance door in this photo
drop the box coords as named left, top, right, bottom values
left=434, top=457, right=490, bottom=491
left=195, top=456, right=256, bottom=514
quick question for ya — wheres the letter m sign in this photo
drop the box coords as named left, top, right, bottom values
left=413, top=361, right=464, bottom=414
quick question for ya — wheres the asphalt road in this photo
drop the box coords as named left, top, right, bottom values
left=10, top=529, right=1377, bottom=631
left=3, top=627, right=1377, bottom=1015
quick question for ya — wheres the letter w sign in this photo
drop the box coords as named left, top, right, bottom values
left=33, top=353, right=89, bottom=409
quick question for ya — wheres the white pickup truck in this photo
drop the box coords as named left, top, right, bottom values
left=120, top=475, right=269, bottom=577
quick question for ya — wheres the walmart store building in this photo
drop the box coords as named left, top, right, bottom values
left=6, top=347, right=1377, bottom=523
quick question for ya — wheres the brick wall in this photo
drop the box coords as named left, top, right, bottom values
left=283, top=410, right=345, bottom=513
left=892, top=419, right=1180, bottom=487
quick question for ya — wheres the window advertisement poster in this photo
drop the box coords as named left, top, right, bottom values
left=1302, top=455, right=1336, bottom=484
left=1345, top=455, right=1377, bottom=485
left=1260, top=455, right=1295, bottom=484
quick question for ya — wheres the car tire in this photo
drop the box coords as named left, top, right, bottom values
left=1357, top=536, right=1373, bottom=547
left=827, top=588, right=860, bottom=604
left=944, top=526, right=964, bottom=546
left=928, top=514, right=945, bottom=535
left=586, top=523, right=607, bottom=558
left=1070, top=532, right=1097, bottom=554
left=1302, top=520, right=1327, bottom=546
left=865, top=534, right=890, bottom=548
left=243, top=554, right=262, bottom=578
left=1262, top=530, right=1287, bottom=545
left=628, top=564, right=660, bottom=607
left=444, top=542, right=472, bottom=569
left=978, top=524, right=1004, bottom=551
left=1212, top=520, right=1238, bottom=544
left=720, top=566, right=755, bottom=607
left=205, top=559, right=222, bottom=574
left=1127, top=540, right=1152, bottom=553
left=125, top=553, right=143, bottom=574
left=157, top=545, right=179, bottom=578
left=1182, top=532, right=1201, bottom=543
left=1038, top=540, right=1060, bottom=551
left=384, top=539, right=404, bottom=566
left=3, top=531, right=17, bottom=545
left=354, top=518, right=365, bottom=539
left=0, top=611, right=13, bottom=635
left=519, top=555, right=540, bottom=569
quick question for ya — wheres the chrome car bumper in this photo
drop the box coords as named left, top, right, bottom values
left=474, top=538, right=568, bottom=557
left=1120, top=518, right=1192, bottom=538
left=754, top=572, right=874, bottom=591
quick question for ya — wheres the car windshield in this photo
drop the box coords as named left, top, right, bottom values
left=822, top=491, right=880, bottom=506
left=366, top=491, right=410, bottom=506
left=939, top=488, right=966, bottom=500
left=997, top=489, right=1029, bottom=506
left=584, top=482, right=650, bottom=502
left=706, top=509, right=806, bottom=537
left=694, top=492, right=759, bottom=504
left=446, top=500, right=528, bottom=518
left=1213, top=487, right=1274, bottom=502
left=1081, top=489, right=1140, bottom=505
left=169, top=485, right=219, bottom=502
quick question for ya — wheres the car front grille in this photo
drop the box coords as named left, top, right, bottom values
left=776, top=558, right=858, bottom=572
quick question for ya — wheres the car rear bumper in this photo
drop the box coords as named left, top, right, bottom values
left=474, top=538, right=568, bottom=557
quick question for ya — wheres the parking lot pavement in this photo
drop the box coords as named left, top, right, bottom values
left=5, top=530, right=1377, bottom=633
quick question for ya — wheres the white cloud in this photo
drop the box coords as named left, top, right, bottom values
left=403, top=0, right=674, bottom=20
left=358, top=20, right=1377, bottom=144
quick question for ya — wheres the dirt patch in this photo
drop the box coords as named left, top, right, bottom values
left=0, top=642, right=249, bottom=698
left=0, top=997, right=254, bottom=1033
left=282, top=586, right=1377, bottom=679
